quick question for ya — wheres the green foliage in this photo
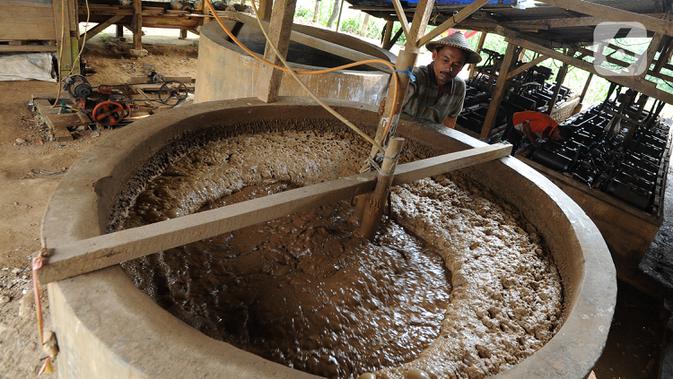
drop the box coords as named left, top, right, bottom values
left=340, top=18, right=360, bottom=34
left=295, top=6, right=311, bottom=20
left=365, top=22, right=383, bottom=41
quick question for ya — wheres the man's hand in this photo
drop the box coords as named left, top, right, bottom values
left=443, top=117, right=457, bottom=129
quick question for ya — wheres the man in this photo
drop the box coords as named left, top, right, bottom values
left=509, top=110, right=569, bottom=152
left=401, top=31, right=482, bottom=129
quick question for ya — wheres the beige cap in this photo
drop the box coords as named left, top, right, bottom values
left=426, top=31, right=482, bottom=64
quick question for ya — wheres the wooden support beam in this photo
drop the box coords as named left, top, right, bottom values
left=53, top=0, right=69, bottom=78
left=653, top=37, right=673, bottom=74
left=506, top=54, right=550, bottom=80
left=116, top=23, right=124, bottom=38
left=258, top=0, right=273, bottom=21
left=579, top=72, right=593, bottom=103
left=38, top=143, right=512, bottom=284
left=538, top=0, right=673, bottom=37
left=481, top=42, right=517, bottom=140
left=547, top=61, right=568, bottom=114
left=391, top=0, right=410, bottom=40
left=637, top=32, right=664, bottom=79
left=132, top=0, right=142, bottom=50
left=468, top=31, right=487, bottom=79
left=358, top=137, right=405, bottom=239
left=506, top=13, right=667, bottom=30
left=256, top=0, right=297, bottom=102
left=417, top=0, right=488, bottom=48
left=384, top=25, right=404, bottom=50
left=80, top=14, right=125, bottom=45
left=508, top=36, right=673, bottom=105
left=382, top=19, right=394, bottom=49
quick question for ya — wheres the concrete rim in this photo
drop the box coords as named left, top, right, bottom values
left=42, top=98, right=616, bottom=379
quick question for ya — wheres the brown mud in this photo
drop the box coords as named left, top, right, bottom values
left=113, top=124, right=562, bottom=379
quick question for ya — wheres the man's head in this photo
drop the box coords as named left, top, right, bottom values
left=426, top=31, right=483, bottom=86
left=431, top=46, right=466, bottom=86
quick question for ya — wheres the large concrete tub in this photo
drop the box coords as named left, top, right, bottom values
left=43, top=98, right=616, bottom=378
left=195, top=17, right=393, bottom=103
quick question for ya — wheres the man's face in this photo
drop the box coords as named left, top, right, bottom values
left=431, top=46, right=466, bottom=86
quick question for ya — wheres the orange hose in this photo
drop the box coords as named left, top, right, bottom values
left=204, top=0, right=401, bottom=149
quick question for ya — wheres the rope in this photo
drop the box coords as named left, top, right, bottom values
left=32, top=249, right=55, bottom=375
left=205, top=0, right=403, bottom=153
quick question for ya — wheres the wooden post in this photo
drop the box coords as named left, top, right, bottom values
left=53, top=0, right=74, bottom=78
left=357, top=138, right=405, bottom=239
left=258, top=0, right=273, bottom=21
left=356, top=0, right=435, bottom=222
left=382, top=19, right=394, bottom=48
left=579, top=72, right=593, bottom=103
left=116, top=24, right=124, bottom=39
left=202, top=0, right=211, bottom=25
left=180, top=28, right=188, bottom=39
left=468, top=31, right=487, bottom=79
left=257, top=0, right=297, bottom=102
left=132, top=0, right=143, bottom=50
left=637, top=32, right=664, bottom=79
left=547, top=61, right=568, bottom=114
left=68, top=0, right=80, bottom=74
left=480, top=42, right=517, bottom=140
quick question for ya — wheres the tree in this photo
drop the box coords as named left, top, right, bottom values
left=326, top=0, right=341, bottom=28
left=312, top=0, right=321, bottom=23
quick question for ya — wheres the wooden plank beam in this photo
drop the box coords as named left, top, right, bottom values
left=508, top=36, right=673, bottom=105
left=38, top=143, right=511, bottom=284
left=417, top=0, right=488, bottom=47
left=547, top=61, right=569, bottom=114
left=481, top=42, right=517, bottom=140
left=506, top=54, right=550, bottom=80
left=132, top=0, right=142, bottom=50
left=382, top=19, right=394, bottom=49
left=258, top=0, right=273, bottom=21
left=391, top=0, right=410, bottom=40
left=506, top=13, right=667, bottom=30
left=637, top=32, right=664, bottom=79
left=468, top=31, right=487, bottom=79
left=80, top=14, right=125, bottom=44
left=579, top=72, right=593, bottom=103
left=256, top=0, right=297, bottom=102
left=0, top=45, right=57, bottom=53
left=538, top=0, right=673, bottom=37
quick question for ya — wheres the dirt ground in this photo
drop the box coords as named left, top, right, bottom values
left=0, top=31, right=665, bottom=378
left=0, top=33, right=198, bottom=379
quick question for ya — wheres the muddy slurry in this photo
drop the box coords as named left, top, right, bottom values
left=110, top=122, right=563, bottom=379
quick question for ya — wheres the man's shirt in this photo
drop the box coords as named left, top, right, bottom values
left=401, top=62, right=466, bottom=125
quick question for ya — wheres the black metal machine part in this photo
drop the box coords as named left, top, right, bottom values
left=458, top=49, right=574, bottom=142
left=524, top=85, right=671, bottom=214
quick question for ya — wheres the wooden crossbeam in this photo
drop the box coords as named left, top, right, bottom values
left=391, top=0, right=410, bottom=40
left=506, top=54, right=550, bottom=80
left=538, top=0, right=673, bottom=37
left=38, top=144, right=512, bottom=284
left=638, top=32, right=664, bottom=79
left=508, top=36, right=673, bottom=105
left=79, top=14, right=125, bottom=45
left=417, top=0, right=489, bottom=47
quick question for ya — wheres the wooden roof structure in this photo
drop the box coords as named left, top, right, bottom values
left=351, top=0, right=673, bottom=108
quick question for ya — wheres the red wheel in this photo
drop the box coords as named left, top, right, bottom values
left=92, top=100, right=125, bottom=127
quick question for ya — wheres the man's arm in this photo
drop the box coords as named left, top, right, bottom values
left=443, top=116, right=457, bottom=129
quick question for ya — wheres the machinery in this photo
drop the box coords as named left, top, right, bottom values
left=62, top=73, right=189, bottom=128
left=526, top=84, right=670, bottom=214
left=458, top=49, right=575, bottom=142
